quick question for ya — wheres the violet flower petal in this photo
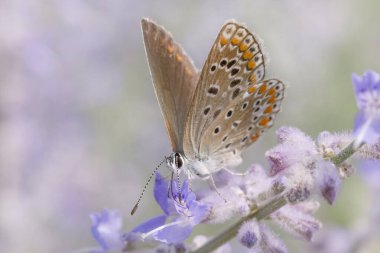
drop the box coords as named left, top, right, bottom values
left=131, top=215, right=167, bottom=233
left=90, top=209, right=125, bottom=251
left=153, top=221, right=193, bottom=244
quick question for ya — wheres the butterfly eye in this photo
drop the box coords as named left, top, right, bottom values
left=174, top=153, right=183, bottom=168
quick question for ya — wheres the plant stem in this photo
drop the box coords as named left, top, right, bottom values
left=191, top=195, right=287, bottom=253
left=191, top=141, right=360, bottom=253
left=330, top=141, right=362, bottom=166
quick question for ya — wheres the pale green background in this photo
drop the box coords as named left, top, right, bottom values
left=0, top=0, right=379, bottom=252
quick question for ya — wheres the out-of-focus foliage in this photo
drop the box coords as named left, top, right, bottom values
left=0, top=0, right=379, bottom=252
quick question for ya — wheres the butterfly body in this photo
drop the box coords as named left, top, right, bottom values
left=141, top=19, right=285, bottom=179
left=166, top=151, right=242, bottom=179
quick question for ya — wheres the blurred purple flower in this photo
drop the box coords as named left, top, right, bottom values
left=90, top=209, right=125, bottom=252
left=131, top=173, right=210, bottom=244
left=238, top=220, right=260, bottom=249
left=259, top=223, right=288, bottom=253
left=352, top=70, right=380, bottom=146
left=315, top=160, right=341, bottom=205
left=358, top=159, right=380, bottom=190
left=271, top=205, right=322, bottom=241
left=266, top=127, right=317, bottom=176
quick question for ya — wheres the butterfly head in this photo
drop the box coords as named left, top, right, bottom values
left=166, top=152, right=185, bottom=171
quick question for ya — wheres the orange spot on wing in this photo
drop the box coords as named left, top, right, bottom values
left=259, top=117, right=270, bottom=126
left=248, top=86, right=257, bottom=94
left=243, top=50, right=254, bottom=60
left=258, top=84, right=267, bottom=94
left=249, top=74, right=256, bottom=83
left=167, top=45, right=174, bottom=54
left=239, top=43, right=249, bottom=52
left=220, top=36, right=228, bottom=46
left=247, top=59, right=256, bottom=70
left=268, top=87, right=275, bottom=96
left=251, top=132, right=260, bottom=142
left=231, top=37, right=240, bottom=45
left=176, top=54, right=183, bottom=62
left=268, top=94, right=276, bottom=103
left=264, top=106, right=273, bottom=114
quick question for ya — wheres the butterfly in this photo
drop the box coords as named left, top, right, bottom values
left=141, top=18, right=285, bottom=178
left=133, top=18, right=285, bottom=211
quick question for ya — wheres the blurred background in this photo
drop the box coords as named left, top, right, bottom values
left=1, top=0, right=379, bottom=252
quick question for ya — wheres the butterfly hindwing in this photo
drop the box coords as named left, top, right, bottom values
left=142, top=19, right=198, bottom=152
left=204, top=79, right=285, bottom=157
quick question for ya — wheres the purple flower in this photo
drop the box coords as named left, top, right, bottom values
left=352, top=70, right=380, bottom=146
left=90, top=209, right=125, bottom=252
left=238, top=220, right=260, bottom=248
left=131, top=173, right=210, bottom=244
left=358, top=159, right=380, bottom=190
left=271, top=206, right=322, bottom=241
left=266, top=127, right=317, bottom=176
left=315, top=160, right=341, bottom=205
left=259, top=223, right=288, bottom=253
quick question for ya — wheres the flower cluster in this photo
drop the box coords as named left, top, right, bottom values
left=90, top=174, right=210, bottom=252
left=87, top=71, right=380, bottom=253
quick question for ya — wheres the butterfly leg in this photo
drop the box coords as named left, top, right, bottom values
left=186, top=169, right=194, bottom=192
left=221, top=168, right=249, bottom=176
left=208, top=175, right=227, bottom=203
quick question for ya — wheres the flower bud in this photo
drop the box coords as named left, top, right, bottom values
left=238, top=220, right=260, bottom=248
left=271, top=206, right=322, bottom=241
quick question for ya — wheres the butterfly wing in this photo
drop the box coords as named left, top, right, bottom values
left=203, top=79, right=285, bottom=163
left=141, top=19, right=198, bottom=152
left=183, top=21, right=268, bottom=159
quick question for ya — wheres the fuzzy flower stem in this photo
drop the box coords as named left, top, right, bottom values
left=191, top=196, right=287, bottom=253
left=330, top=141, right=363, bottom=166
left=192, top=141, right=361, bottom=253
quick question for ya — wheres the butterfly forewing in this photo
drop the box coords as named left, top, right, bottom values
left=183, top=21, right=267, bottom=159
left=142, top=19, right=198, bottom=152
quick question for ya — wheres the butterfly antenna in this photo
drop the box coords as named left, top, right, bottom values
left=131, top=158, right=166, bottom=215
left=177, top=168, right=182, bottom=203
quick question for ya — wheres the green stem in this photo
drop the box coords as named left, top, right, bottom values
left=192, top=140, right=361, bottom=253
left=191, top=195, right=287, bottom=253
left=330, top=141, right=363, bottom=166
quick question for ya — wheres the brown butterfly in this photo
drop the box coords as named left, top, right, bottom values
left=132, top=19, right=285, bottom=214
